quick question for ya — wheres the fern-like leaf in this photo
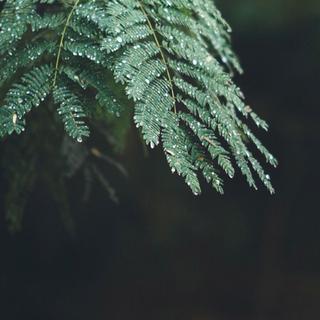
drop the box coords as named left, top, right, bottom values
left=0, top=0, right=277, bottom=195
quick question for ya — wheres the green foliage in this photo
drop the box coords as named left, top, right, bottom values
left=0, top=0, right=277, bottom=198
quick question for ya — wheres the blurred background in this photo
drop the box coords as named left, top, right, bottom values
left=1, top=0, right=320, bottom=319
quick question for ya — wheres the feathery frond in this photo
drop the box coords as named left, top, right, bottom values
left=0, top=0, right=277, bottom=195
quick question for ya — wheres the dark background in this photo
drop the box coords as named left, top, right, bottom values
left=1, top=0, right=320, bottom=319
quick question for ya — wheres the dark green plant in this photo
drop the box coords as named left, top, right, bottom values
left=0, top=0, right=277, bottom=200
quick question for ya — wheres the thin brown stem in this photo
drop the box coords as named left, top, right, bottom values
left=52, top=0, right=80, bottom=87
left=138, top=2, right=177, bottom=114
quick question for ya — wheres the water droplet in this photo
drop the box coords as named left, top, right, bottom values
left=12, top=113, right=17, bottom=124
